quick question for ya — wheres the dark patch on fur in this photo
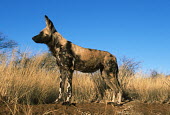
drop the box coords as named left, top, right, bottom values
left=56, top=41, right=75, bottom=70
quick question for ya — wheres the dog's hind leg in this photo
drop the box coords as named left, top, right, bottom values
left=91, top=77, right=105, bottom=103
left=102, top=71, right=122, bottom=104
left=102, top=58, right=122, bottom=104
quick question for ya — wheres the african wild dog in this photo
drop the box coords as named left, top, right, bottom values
left=32, top=15, right=122, bottom=105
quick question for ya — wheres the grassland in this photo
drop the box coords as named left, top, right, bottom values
left=0, top=52, right=169, bottom=114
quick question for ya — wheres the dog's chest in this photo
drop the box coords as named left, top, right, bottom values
left=55, top=47, right=73, bottom=69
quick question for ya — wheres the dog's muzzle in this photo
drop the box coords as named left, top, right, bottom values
left=32, top=36, right=40, bottom=43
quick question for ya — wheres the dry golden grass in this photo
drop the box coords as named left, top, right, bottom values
left=120, top=73, right=170, bottom=103
left=0, top=51, right=169, bottom=106
left=0, top=52, right=97, bottom=105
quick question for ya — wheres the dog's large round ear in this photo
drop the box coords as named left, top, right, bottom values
left=44, top=15, right=57, bottom=33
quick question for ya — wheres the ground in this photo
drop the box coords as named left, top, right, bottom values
left=0, top=101, right=169, bottom=115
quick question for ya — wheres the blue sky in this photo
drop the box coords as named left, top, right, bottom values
left=0, top=0, right=170, bottom=74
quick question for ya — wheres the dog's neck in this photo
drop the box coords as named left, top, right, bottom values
left=47, top=32, right=68, bottom=56
left=55, top=32, right=67, bottom=46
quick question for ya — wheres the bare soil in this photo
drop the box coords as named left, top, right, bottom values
left=0, top=101, right=169, bottom=115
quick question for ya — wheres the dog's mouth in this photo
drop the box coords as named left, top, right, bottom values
left=32, top=36, right=41, bottom=43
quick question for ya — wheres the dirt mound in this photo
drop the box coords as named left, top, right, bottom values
left=0, top=101, right=169, bottom=115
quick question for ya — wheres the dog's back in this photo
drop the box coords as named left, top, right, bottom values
left=71, top=43, right=117, bottom=73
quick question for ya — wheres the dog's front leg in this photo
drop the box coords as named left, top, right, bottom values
left=62, top=70, right=73, bottom=105
left=55, top=69, right=66, bottom=103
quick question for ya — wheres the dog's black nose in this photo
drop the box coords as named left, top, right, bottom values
left=32, top=37, right=35, bottom=41
left=32, top=36, right=38, bottom=43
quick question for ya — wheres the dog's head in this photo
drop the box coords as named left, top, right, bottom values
left=32, top=15, right=57, bottom=44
